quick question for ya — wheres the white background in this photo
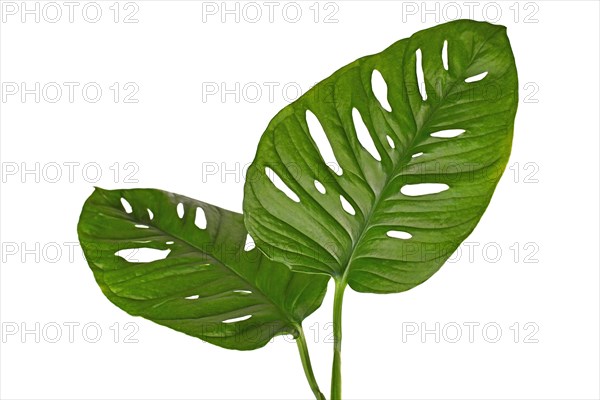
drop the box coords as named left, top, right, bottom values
left=1, top=1, right=599, bottom=399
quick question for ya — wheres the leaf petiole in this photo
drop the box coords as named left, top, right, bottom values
left=330, top=279, right=347, bottom=400
left=295, top=326, right=326, bottom=400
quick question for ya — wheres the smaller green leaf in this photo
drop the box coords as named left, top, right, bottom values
left=78, top=187, right=329, bottom=350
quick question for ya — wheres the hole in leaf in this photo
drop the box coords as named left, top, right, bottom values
left=115, top=248, right=171, bottom=263
left=401, top=183, right=449, bottom=197
left=166, top=241, right=174, bottom=245
left=244, top=234, right=255, bottom=251
left=415, top=48, right=427, bottom=101
left=387, top=230, right=412, bottom=240
left=223, top=315, right=252, bottom=324
left=386, top=135, right=395, bottom=149
left=185, top=295, right=200, bottom=300
left=177, top=203, right=185, bottom=218
left=265, top=167, right=300, bottom=203
left=135, top=224, right=149, bottom=229
left=340, top=195, right=355, bottom=215
left=371, top=69, right=392, bottom=112
left=120, top=198, right=133, bottom=214
left=412, top=152, right=424, bottom=158
left=352, top=108, right=381, bottom=161
left=465, top=71, right=488, bottom=83
left=430, top=129, right=465, bottom=138
left=314, top=180, right=326, bottom=194
left=147, top=208, right=154, bottom=220
left=442, top=40, right=449, bottom=71
left=233, top=290, right=252, bottom=295
left=306, top=110, right=343, bottom=176
left=195, top=207, right=207, bottom=229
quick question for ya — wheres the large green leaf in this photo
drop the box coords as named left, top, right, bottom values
left=243, top=20, right=518, bottom=293
left=78, top=188, right=329, bottom=350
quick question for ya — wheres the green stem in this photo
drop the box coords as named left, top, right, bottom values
left=296, top=326, right=326, bottom=400
left=331, top=279, right=347, bottom=400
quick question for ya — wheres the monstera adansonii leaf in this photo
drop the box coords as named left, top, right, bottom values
left=243, top=19, right=518, bottom=293
left=77, top=188, right=329, bottom=351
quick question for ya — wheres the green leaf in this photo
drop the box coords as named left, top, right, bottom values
left=77, top=187, right=329, bottom=350
left=243, top=20, right=518, bottom=293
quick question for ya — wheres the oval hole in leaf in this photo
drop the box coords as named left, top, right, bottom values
left=195, top=207, right=207, bottom=229
left=352, top=108, right=381, bottom=161
left=415, top=48, right=427, bottom=101
left=340, top=195, right=355, bottom=215
left=185, top=295, right=200, bottom=300
left=387, top=230, right=412, bottom=240
left=147, top=208, right=154, bottom=220
left=115, top=248, right=171, bottom=263
left=265, top=167, right=300, bottom=203
left=244, top=234, right=256, bottom=251
left=430, top=129, right=465, bottom=138
left=135, top=224, right=149, bottom=229
left=401, top=183, right=449, bottom=197
left=412, top=152, right=424, bottom=158
left=177, top=203, right=185, bottom=218
left=306, top=110, right=343, bottom=176
left=120, top=198, right=133, bottom=214
left=314, top=180, right=326, bottom=194
left=465, top=71, right=488, bottom=83
left=386, top=135, right=395, bottom=149
left=442, top=40, right=449, bottom=71
left=233, top=290, right=252, bottom=295
left=371, top=69, right=392, bottom=112
left=223, top=315, right=252, bottom=324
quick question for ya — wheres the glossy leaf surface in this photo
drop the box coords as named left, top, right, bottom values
left=78, top=188, right=329, bottom=350
left=243, top=20, right=518, bottom=293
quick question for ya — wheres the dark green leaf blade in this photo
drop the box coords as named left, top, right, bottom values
left=243, top=20, right=518, bottom=293
left=78, top=187, right=329, bottom=350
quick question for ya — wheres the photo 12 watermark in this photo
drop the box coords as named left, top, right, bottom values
left=199, top=160, right=540, bottom=185
left=1, top=1, right=140, bottom=23
left=200, top=80, right=540, bottom=106
left=1, top=82, right=140, bottom=104
left=201, top=81, right=318, bottom=104
left=200, top=1, right=340, bottom=24
left=400, top=1, right=540, bottom=24
left=1, top=241, right=84, bottom=265
left=401, top=321, right=540, bottom=344
left=1, top=321, right=140, bottom=344
left=1, top=161, right=140, bottom=184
